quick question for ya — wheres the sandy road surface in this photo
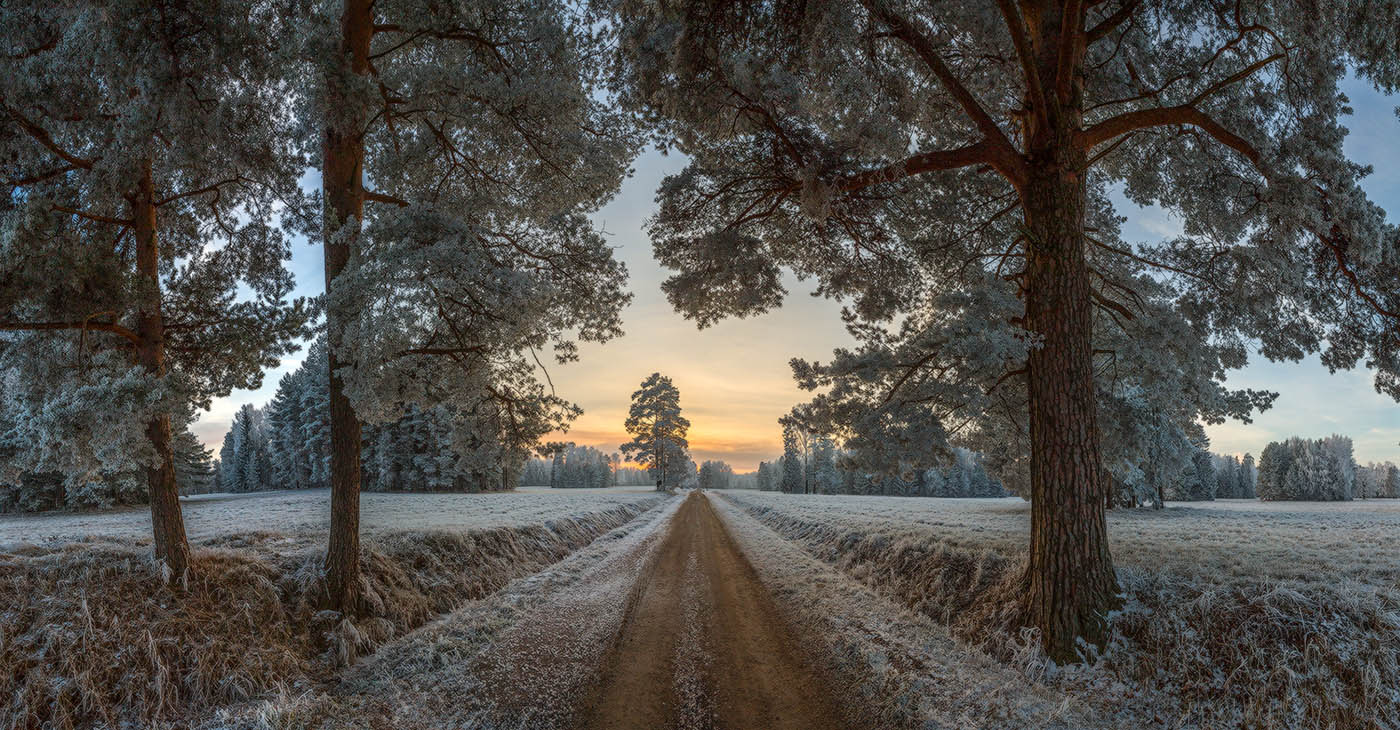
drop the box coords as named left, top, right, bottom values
left=250, top=492, right=850, bottom=729
left=579, top=491, right=849, bottom=730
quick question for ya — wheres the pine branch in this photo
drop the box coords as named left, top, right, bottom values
left=0, top=318, right=141, bottom=344
left=365, top=190, right=410, bottom=207
left=1, top=101, right=97, bottom=170
left=51, top=205, right=133, bottom=226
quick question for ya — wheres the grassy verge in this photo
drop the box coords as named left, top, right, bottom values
left=720, top=493, right=1400, bottom=729
left=0, top=499, right=662, bottom=730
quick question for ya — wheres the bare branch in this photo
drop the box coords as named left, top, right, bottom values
left=1308, top=224, right=1400, bottom=321
left=51, top=205, right=132, bottom=226
left=860, top=0, right=1026, bottom=184
left=1086, top=0, right=1142, bottom=44
left=154, top=177, right=249, bottom=206
left=1055, top=0, right=1086, bottom=102
left=994, top=0, right=1048, bottom=115
left=836, top=140, right=1002, bottom=192
left=1078, top=105, right=1264, bottom=171
left=5, top=163, right=80, bottom=188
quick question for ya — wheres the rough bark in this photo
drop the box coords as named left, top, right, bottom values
left=321, top=0, right=372, bottom=614
left=1020, top=154, right=1119, bottom=663
left=131, top=159, right=193, bottom=580
left=1014, top=5, right=1119, bottom=663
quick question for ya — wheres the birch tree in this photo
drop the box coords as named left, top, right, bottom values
left=0, top=0, right=311, bottom=578
left=608, top=0, right=1400, bottom=660
left=298, top=0, right=638, bottom=612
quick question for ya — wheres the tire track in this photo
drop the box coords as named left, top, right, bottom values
left=580, top=491, right=848, bottom=730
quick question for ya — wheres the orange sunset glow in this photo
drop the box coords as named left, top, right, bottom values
left=196, top=150, right=1400, bottom=470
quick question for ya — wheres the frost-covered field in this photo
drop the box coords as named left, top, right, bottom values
left=707, top=495, right=1105, bottom=729
left=0, top=487, right=664, bottom=549
left=0, top=489, right=670, bottom=729
left=718, top=490, right=1400, bottom=729
left=221, top=495, right=687, bottom=729
left=718, top=491, right=1400, bottom=585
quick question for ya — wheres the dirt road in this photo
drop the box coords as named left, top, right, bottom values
left=579, top=491, right=849, bottom=730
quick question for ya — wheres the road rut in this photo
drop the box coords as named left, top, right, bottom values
left=579, top=491, right=848, bottom=730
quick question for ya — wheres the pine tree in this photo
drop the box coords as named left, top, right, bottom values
left=609, top=0, right=1400, bottom=661
left=620, top=374, right=691, bottom=490
left=173, top=430, right=215, bottom=496
left=301, top=0, right=638, bottom=614
left=0, top=0, right=312, bottom=578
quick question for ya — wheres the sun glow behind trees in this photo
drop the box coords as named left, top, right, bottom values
left=605, top=0, right=1400, bottom=660
left=1, top=0, right=1399, bottom=674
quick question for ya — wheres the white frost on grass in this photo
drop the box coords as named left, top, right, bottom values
left=717, top=490, right=1400, bottom=729
left=0, top=487, right=664, bottom=550
left=716, top=491, right=1400, bottom=585
left=217, top=494, right=684, bottom=730
left=706, top=493, right=1117, bottom=729
left=1, top=487, right=668, bottom=730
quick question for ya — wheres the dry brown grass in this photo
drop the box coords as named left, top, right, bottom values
left=0, top=499, right=660, bottom=730
left=722, top=492, right=1400, bottom=730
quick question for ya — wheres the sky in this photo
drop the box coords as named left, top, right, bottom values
left=191, top=78, right=1400, bottom=473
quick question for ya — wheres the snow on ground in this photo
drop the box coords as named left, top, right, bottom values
left=0, top=487, right=665, bottom=549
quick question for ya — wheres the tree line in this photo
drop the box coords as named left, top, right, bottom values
left=749, top=442, right=1009, bottom=498
left=214, top=338, right=527, bottom=494
left=1257, top=435, right=1400, bottom=501
left=518, top=446, right=659, bottom=489
left=1110, top=446, right=1257, bottom=507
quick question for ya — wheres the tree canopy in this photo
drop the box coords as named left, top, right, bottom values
left=607, top=0, right=1400, bottom=661
left=0, top=0, right=314, bottom=575
left=621, top=372, right=692, bottom=490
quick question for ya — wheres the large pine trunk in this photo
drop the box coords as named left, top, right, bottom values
left=1019, top=143, right=1120, bottom=663
left=131, top=160, right=192, bottom=580
left=321, top=0, right=372, bottom=614
left=1007, top=5, right=1120, bottom=664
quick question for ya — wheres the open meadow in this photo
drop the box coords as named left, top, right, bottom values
left=6, top=487, right=1398, bottom=729
left=0, top=487, right=660, bottom=550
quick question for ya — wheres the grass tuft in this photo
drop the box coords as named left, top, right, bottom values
left=723, top=493, right=1400, bottom=729
left=0, top=499, right=659, bottom=729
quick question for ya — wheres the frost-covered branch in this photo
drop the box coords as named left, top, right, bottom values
left=0, top=318, right=141, bottom=344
